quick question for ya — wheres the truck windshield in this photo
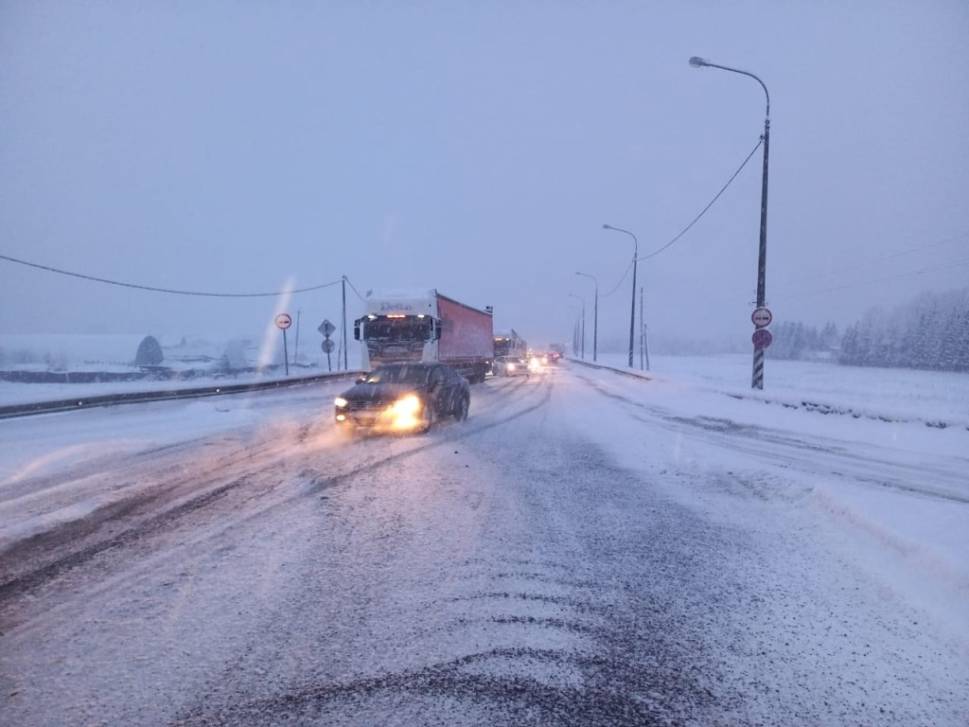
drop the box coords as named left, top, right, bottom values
left=364, top=317, right=433, bottom=342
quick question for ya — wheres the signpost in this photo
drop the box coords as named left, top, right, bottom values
left=275, top=313, right=292, bottom=376
left=750, top=306, right=772, bottom=388
left=321, top=338, right=335, bottom=371
left=319, top=319, right=336, bottom=371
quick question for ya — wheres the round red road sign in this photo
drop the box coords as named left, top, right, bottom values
left=752, top=328, right=773, bottom=350
left=275, top=313, right=293, bottom=330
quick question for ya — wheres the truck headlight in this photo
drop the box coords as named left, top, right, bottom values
left=334, top=396, right=348, bottom=408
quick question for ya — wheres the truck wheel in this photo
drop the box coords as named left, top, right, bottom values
left=454, top=394, right=469, bottom=421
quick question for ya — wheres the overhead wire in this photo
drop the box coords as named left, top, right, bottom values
left=342, top=275, right=368, bottom=303
left=600, top=258, right=634, bottom=298
left=597, top=136, right=764, bottom=299
left=772, top=229, right=969, bottom=291
left=640, top=136, right=764, bottom=261
left=780, top=256, right=969, bottom=301
left=0, top=251, right=341, bottom=298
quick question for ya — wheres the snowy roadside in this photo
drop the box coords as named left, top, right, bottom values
left=562, top=361, right=969, bottom=645
left=582, top=353, right=969, bottom=430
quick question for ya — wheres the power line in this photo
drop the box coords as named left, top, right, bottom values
left=343, top=275, right=367, bottom=303
left=598, top=137, right=763, bottom=299
left=773, top=230, right=969, bottom=291
left=601, top=258, right=634, bottom=298
left=781, top=256, right=969, bottom=301
left=0, top=252, right=341, bottom=298
left=641, top=137, right=764, bottom=261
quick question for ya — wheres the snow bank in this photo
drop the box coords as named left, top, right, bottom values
left=591, top=352, right=969, bottom=429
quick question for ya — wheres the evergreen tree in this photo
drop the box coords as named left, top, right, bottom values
left=838, top=287, right=969, bottom=371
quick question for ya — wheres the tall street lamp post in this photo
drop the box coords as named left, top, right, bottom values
left=602, top=224, right=638, bottom=368
left=689, top=55, right=771, bottom=390
left=575, top=272, right=598, bottom=361
left=568, top=293, right=586, bottom=360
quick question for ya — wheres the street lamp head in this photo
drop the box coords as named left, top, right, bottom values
left=689, top=56, right=709, bottom=68
left=602, top=223, right=612, bottom=230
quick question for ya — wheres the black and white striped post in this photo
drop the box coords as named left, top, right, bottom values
left=689, top=56, right=771, bottom=390
left=751, top=310, right=773, bottom=388
left=752, top=347, right=765, bottom=388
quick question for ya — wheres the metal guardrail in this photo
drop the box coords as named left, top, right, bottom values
left=0, top=371, right=363, bottom=420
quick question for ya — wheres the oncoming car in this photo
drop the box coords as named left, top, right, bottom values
left=492, top=355, right=528, bottom=377
left=334, top=363, right=470, bottom=434
left=527, top=353, right=547, bottom=373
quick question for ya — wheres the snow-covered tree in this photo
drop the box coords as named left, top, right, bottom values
left=838, top=287, right=969, bottom=372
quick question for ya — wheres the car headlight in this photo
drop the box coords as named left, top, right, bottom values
left=507, top=363, right=516, bottom=371
left=334, top=396, right=348, bottom=408
left=391, top=394, right=422, bottom=416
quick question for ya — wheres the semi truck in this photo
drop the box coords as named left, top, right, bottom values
left=353, top=289, right=494, bottom=383
left=493, top=330, right=528, bottom=359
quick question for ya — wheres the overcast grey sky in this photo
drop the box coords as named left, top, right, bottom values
left=2, top=1, right=967, bottom=348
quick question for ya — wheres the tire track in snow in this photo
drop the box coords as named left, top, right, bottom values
left=0, top=376, right=552, bottom=615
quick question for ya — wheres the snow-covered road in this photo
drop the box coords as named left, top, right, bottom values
left=1, top=364, right=967, bottom=725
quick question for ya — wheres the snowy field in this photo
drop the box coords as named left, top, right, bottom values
left=1, top=333, right=237, bottom=371
left=0, top=368, right=341, bottom=407
left=590, top=352, right=969, bottom=427
left=0, top=333, right=352, bottom=406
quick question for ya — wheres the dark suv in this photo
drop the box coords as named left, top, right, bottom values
left=334, top=363, right=470, bottom=433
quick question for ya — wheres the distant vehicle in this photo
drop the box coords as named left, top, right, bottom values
left=354, top=289, right=494, bottom=383
left=549, top=343, right=567, bottom=356
left=493, top=355, right=528, bottom=377
left=493, top=330, right=528, bottom=360
left=527, top=352, right=548, bottom=373
left=334, top=363, right=470, bottom=433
